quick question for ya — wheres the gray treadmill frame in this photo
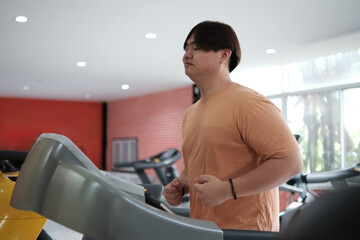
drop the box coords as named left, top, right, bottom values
left=10, top=133, right=223, bottom=240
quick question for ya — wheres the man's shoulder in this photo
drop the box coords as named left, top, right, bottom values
left=227, top=82, right=268, bottom=103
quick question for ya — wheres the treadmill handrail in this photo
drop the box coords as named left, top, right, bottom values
left=305, top=163, right=360, bottom=183
left=114, top=149, right=181, bottom=169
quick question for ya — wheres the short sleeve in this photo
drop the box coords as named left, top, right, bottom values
left=241, top=100, right=299, bottom=160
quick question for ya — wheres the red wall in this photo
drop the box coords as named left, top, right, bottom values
left=107, top=86, right=193, bottom=173
left=0, top=97, right=103, bottom=168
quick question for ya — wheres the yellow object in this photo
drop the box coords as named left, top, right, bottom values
left=0, top=171, right=47, bottom=240
left=153, top=158, right=160, bottom=163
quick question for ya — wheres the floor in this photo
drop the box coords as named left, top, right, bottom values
left=43, top=220, right=83, bottom=240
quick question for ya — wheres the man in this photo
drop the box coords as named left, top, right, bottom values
left=164, top=21, right=303, bottom=231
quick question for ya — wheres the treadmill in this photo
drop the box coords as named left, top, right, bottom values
left=10, top=133, right=280, bottom=240
left=113, top=148, right=181, bottom=186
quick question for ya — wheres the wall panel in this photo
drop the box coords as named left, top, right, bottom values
left=0, top=97, right=103, bottom=168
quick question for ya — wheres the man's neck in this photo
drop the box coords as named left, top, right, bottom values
left=195, top=71, right=232, bottom=99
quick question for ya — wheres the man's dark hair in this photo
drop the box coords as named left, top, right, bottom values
left=183, top=21, right=241, bottom=73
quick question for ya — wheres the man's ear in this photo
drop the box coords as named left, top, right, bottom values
left=220, top=49, right=232, bottom=64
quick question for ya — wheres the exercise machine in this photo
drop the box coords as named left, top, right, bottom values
left=10, top=133, right=280, bottom=240
left=0, top=150, right=49, bottom=240
left=282, top=185, right=360, bottom=240
left=113, top=148, right=181, bottom=185
left=280, top=162, right=360, bottom=231
left=11, top=133, right=359, bottom=239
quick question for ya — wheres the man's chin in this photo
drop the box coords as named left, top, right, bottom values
left=184, top=69, right=193, bottom=77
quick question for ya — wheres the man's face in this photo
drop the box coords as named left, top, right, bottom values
left=182, top=35, right=222, bottom=80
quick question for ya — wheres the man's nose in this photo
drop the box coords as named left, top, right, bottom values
left=183, top=50, right=192, bottom=59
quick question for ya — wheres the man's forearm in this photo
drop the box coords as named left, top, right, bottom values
left=178, top=169, right=189, bottom=194
left=232, top=151, right=303, bottom=198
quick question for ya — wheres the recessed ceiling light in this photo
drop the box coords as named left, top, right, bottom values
left=265, top=48, right=276, bottom=54
left=22, top=85, right=30, bottom=91
left=85, top=93, right=91, bottom=99
left=145, top=33, right=157, bottom=39
left=76, top=61, right=87, bottom=67
left=121, top=84, right=130, bottom=90
left=15, top=16, right=28, bottom=23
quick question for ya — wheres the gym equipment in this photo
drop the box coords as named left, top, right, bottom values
left=113, top=148, right=181, bottom=185
left=279, top=162, right=360, bottom=231
left=10, top=133, right=281, bottom=240
left=10, top=133, right=219, bottom=240
left=0, top=150, right=48, bottom=240
left=281, top=185, right=360, bottom=240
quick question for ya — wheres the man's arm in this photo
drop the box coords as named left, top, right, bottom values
left=194, top=151, right=303, bottom=207
left=163, top=169, right=189, bottom=206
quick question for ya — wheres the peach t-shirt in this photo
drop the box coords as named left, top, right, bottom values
left=182, top=82, right=299, bottom=231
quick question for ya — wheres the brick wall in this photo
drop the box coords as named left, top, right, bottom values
left=107, top=86, right=193, bottom=173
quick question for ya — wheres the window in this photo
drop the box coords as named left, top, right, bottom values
left=343, top=88, right=360, bottom=168
left=112, top=138, right=138, bottom=170
left=286, top=91, right=342, bottom=173
left=231, top=66, right=283, bottom=96
left=234, top=48, right=360, bottom=173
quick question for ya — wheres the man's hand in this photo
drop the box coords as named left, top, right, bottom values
left=163, top=178, right=184, bottom=206
left=193, top=175, right=232, bottom=207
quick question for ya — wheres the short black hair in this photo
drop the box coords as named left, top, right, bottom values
left=183, top=21, right=241, bottom=72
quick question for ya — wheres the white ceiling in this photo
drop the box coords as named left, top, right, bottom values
left=1, top=0, right=360, bottom=102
